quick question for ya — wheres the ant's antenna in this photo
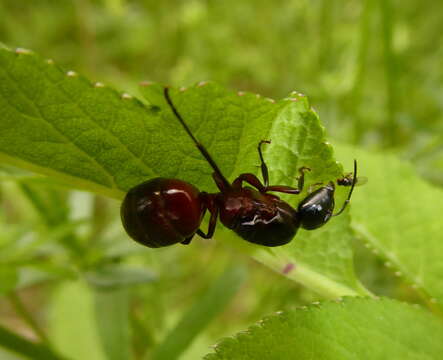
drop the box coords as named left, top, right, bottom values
left=164, top=87, right=231, bottom=189
left=333, top=159, right=357, bottom=216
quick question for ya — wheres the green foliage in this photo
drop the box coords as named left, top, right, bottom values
left=0, top=47, right=339, bottom=197
left=94, top=288, right=132, bottom=360
left=0, top=324, right=64, bottom=360
left=1, top=1, right=443, bottom=359
left=251, top=211, right=367, bottom=299
left=0, top=47, right=157, bottom=199
left=0, top=46, right=366, bottom=300
left=204, top=298, right=443, bottom=360
left=151, top=265, right=246, bottom=360
left=336, top=145, right=443, bottom=306
left=49, top=281, right=107, bottom=360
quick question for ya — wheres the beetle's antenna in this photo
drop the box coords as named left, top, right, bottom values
left=164, top=87, right=231, bottom=189
left=333, top=159, right=357, bottom=216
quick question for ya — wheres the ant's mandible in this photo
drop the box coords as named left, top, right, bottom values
left=120, top=88, right=358, bottom=248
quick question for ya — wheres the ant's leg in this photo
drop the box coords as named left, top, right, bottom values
left=265, top=185, right=301, bottom=194
left=333, top=160, right=358, bottom=216
left=233, top=167, right=310, bottom=194
left=196, top=204, right=219, bottom=239
left=232, top=173, right=267, bottom=192
left=295, top=166, right=310, bottom=192
left=257, top=141, right=309, bottom=192
left=258, top=140, right=271, bottom=187
left=233, top=141, right=296, bottom=193
left=265, top=166, right=310, bottom=194
left=181, top=236, right=194, bottom=245
left=181, top=194, right=211, bottom=245
left=231, top=139, right=272, bottom=192
left=212, top=172, right=230, bottom=192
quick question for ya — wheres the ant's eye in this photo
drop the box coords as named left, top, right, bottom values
left=297, top=185, right=335, bottom=230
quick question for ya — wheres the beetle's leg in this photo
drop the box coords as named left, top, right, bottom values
left=196, top=199, right=219, bottom=239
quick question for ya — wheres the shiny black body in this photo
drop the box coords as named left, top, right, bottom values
left=120, top=87, right=357, bottom=248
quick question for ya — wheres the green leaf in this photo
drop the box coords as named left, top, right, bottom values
left=146, top=84, right=367, bottom=298
left=139, top=81, right=168, bottom=108
left=249, top=211, right=369, bottom=299
left=204, top=298, right=443, bottom=360
left=48, top=281, right=106, bottom=360
left=0, top=46, right=340, bottom=197
left=335, top=144, right=443, bottom=306
left=85, top=264, right=156, bottom=289
left=148, top=85, right=342, bottom=193
left=0, top=266, right=18, bottom=294
left=0, top=47, right=365, bottom=298
left=0, top=47, right=159, bottom=200
left=150, top=265, right=247, bottom=360
left=18, top=181, right=69, bottom=227
left=94, top=288, right=133, bottom=360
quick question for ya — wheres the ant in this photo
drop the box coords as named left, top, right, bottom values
left=121, top=87, right=358, bottom=248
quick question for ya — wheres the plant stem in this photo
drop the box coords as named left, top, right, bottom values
left=8, top=292, right=50, bottom=346
left=0, top=323, right=64, bottom=360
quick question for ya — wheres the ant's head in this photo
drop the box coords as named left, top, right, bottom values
left=297, top=160, right=358, bottom=230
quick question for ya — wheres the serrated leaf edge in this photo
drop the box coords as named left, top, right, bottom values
left=204, top=296, right=433, bottom=359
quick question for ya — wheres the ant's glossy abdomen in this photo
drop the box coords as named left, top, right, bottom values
left=121, top=178, right=203, bottom=248
left=218, top=188, right=300, bottom=247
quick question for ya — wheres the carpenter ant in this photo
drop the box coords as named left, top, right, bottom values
left=120, top=87, right=358, bottom=248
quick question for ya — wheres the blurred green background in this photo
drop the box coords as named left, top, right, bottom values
left=0, top=0, right=442, bottom=359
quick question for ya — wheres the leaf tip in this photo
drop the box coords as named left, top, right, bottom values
left=198, top=80, right=209, bottom=87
